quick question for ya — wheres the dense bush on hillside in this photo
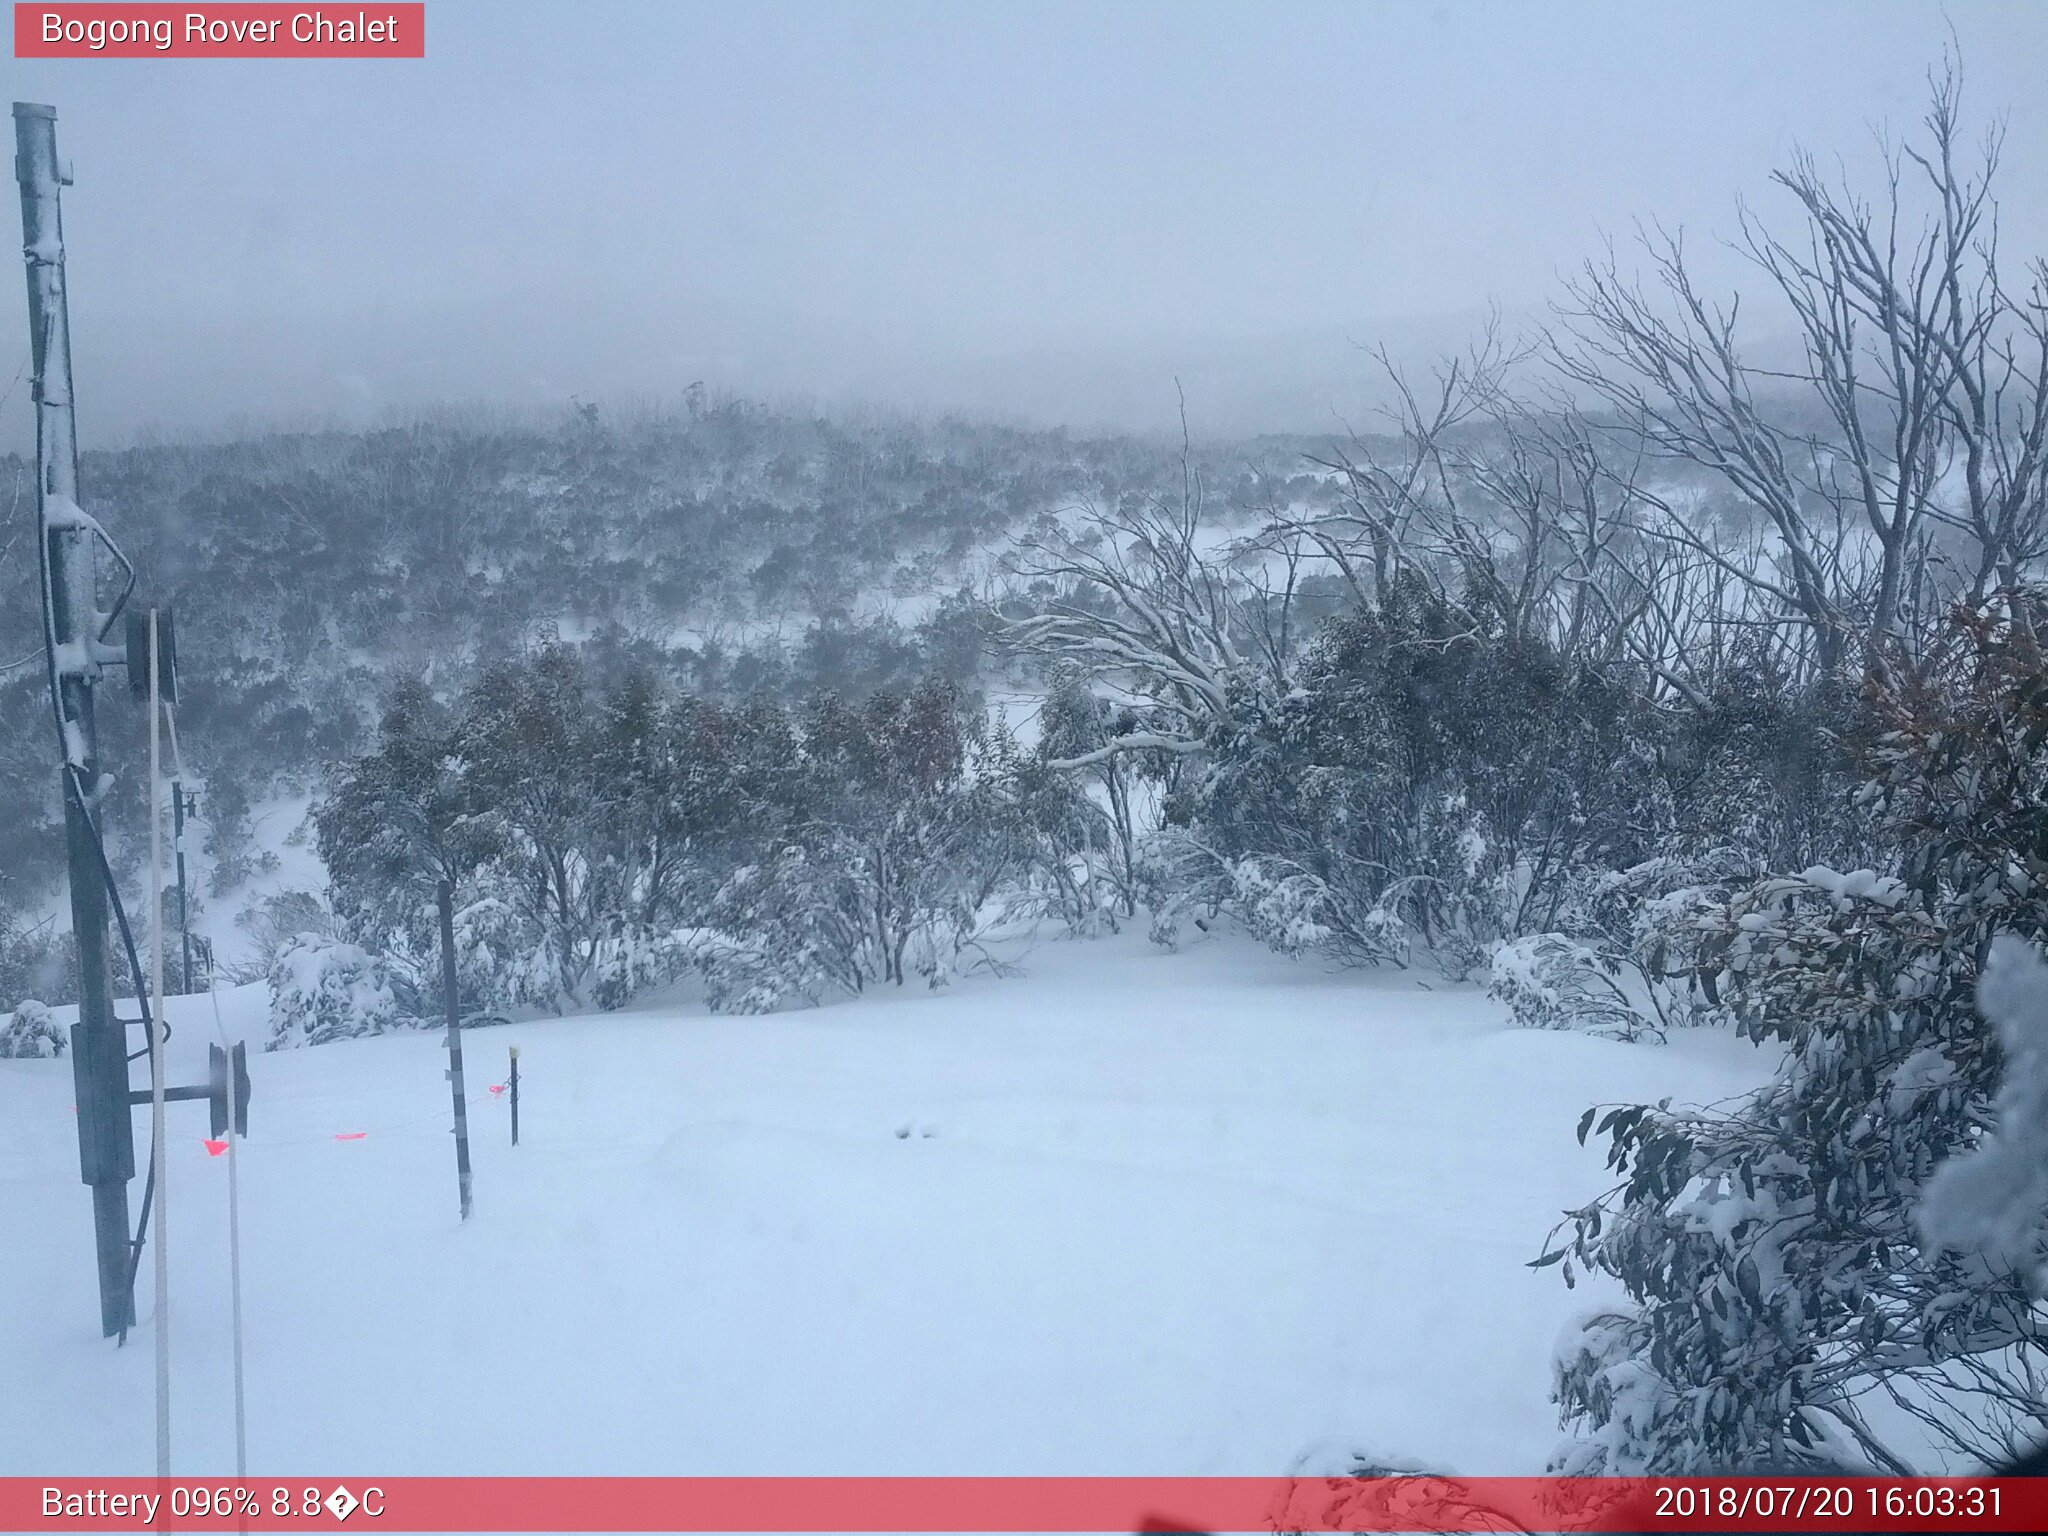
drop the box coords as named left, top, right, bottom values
left=0, top=404, right=1328, bottom=1009
left=309, top=644, right=1109, bottom=1023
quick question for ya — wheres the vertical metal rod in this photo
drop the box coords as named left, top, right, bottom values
left=16, top=99, right=135, bottom=1338
left=211, top=976, right=247, bottom=1479
left=173, top=785, right=192, bottom=994
left=509, top=1046, right=520, bottom=1147
left=147, top=609, right=169, bottom=1475
left=438, top=879, right=473, bottom=1219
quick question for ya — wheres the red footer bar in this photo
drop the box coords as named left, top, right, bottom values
left=2, top=1477, right=2043, bottom=1533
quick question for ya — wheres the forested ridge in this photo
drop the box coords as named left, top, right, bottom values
left=0, top=398, right=1347, bottom=969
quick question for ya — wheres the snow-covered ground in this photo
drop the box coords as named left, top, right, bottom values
left=0, top=933, right=1774, bottom=1477
left=197, top=794, right=324, bottom=974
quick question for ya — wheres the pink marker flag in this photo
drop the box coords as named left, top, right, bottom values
left=203, top=1139, right=229, bottom=1157
left=334, top=1131, right=367, bottom=1141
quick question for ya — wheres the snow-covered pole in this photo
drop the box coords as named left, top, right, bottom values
left=438, top=878, right=474, bottom=1219
left=15, top=101, right=137, bottom=1338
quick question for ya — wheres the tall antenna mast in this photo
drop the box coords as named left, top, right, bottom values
left=15, top=100, right=137, bottom=1339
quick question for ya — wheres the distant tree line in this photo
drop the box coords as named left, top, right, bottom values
left=3, top=403, right=1305, bottom=1010
left=284, top=643, right=1137, bottom=1047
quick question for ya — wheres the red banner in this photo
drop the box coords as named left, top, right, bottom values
left=13, top=4, right=424, bottom=58
left=0, top=1476, right=2042, bottom=1532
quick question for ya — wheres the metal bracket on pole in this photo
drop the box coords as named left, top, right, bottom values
left=125, top=607, right=178, bottom=703
left=120, top=1043, right=248, bottom=1138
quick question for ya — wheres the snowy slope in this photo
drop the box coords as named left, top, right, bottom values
left=0, top=934, right=1773, bottom=1478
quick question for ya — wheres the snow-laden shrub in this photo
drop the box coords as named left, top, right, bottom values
left=235, top=888, right=335, bottom=982
left=587, top=916, right=696, bottom=1011
left=1544, top=599, right=2048, bottom=1475
left=1144, top=837, right=1413, bottom=965
left=452, top=894, right=559, bottom=1014
left=695, top=933, right=797, bottom=1017
left=1488, top=933, right=1660, bottom=1042
left=0, top=999, right=65, bottom=1058
left=1546, top=847, right=1761, bottom=1034
left=1225, top=857, right=1337, bottom=954
left=1159, top=585, right=1665, bottom=973
left=266, top=933, right=402, bottom=1051
left=699, top=847, right=873, bottom=1013
left=1033, top=668, right=1151, bottom=928
left=1, top=918, right=70, bottom=1010
left=1225, top=854, right=1419, bottom=965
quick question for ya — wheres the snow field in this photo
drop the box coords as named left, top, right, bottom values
left=0, top=932, right=1773, bottom=1477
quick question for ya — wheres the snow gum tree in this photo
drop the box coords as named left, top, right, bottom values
left=1153, top=575, right=1663, bottom=970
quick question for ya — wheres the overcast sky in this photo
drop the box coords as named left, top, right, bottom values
left=6, top=0, right=2048, bottom=445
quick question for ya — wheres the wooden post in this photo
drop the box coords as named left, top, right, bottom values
left=438, top=878, right=473, bottom=1219
left=508, top=1045, right=520, bottom=1147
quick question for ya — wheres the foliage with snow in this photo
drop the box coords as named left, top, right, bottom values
left=1487, top=933, right=1658, bottom=1042
left=0, top=999, right=64, bottom=1058
left=1544, top=600, right=2048, bottom=1475
left=266, top=933, right=404, bottom=1051
left=317, top=650, right=1105, bottom=1017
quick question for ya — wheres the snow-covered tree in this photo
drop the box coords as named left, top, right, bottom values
left=266, top=934, right=402, bottom=1051
left=1555, top=64, right=2048, bottom=676
left=1155, top=576, right=1663, bottom=971
left=1035, top=667, right=1148, bottom=923
left=1544, top=595, right=2048, bottom=1474
left=700, top=680, right=1041, bottom=1009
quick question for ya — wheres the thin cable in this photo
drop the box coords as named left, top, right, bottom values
left=147, top=609, right=170, bottom=1477
left=0, top=348, right=28, bottom=418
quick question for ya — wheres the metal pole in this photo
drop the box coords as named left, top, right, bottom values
left=509, top=1046, right=519, bottom=1147
left=212, top=977, right=247, bottom=1479
left=438, top=879, right=473, bottom=1219
left=173, top=785, right=193, bottom=994
left=16, top=100, right=136, bottom=1338
left=146, top=609, right=169, bottom=1475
